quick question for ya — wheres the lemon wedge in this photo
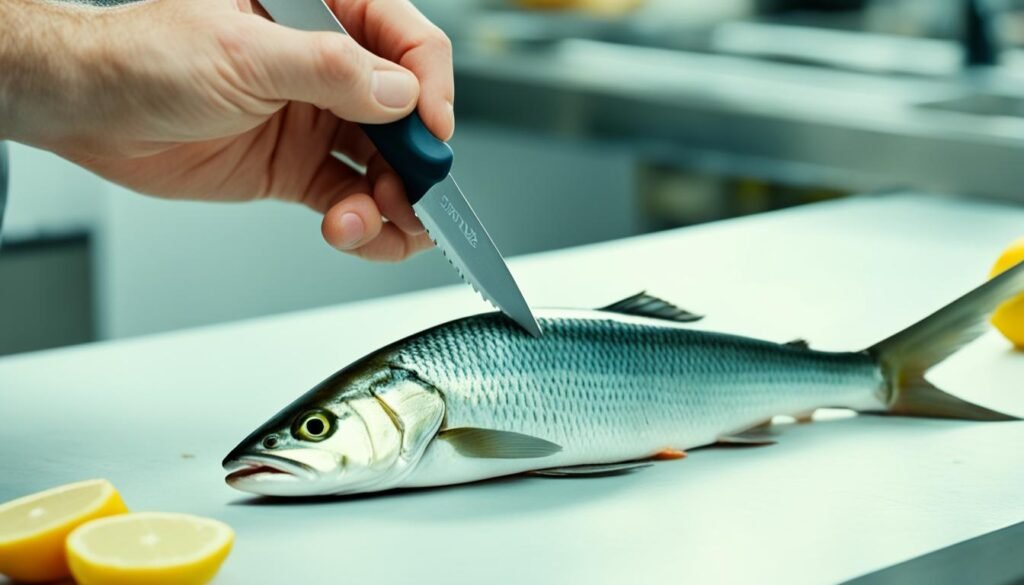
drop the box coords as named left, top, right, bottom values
left=991, top=237, right=1024, bottom=349
left=0, top=479, right=128, bottom=583
left=66, top=512, right=234, bottom=585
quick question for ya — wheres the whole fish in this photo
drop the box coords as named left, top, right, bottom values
left=224, top=262, right=1024, bottom=497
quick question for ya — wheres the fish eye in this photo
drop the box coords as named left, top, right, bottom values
left=294, top=411, right=333, bottom=442
left=262, top=435, right=279, bottom=450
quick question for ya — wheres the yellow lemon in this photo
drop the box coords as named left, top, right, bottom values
left=67, top=512, right=234, bottom=585
left=0, top=479, right=128, bottom=583
left=990, top=237, right=1024, bottom=349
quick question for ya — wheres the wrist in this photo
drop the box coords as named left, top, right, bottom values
left=0, top=1, right=106, bottom=149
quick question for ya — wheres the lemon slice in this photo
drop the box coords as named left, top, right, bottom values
left=991, top=237, right=1024, bottom=349
left=67, top=512, right=234, bottom=585
left=0, top=479, right=128, bottom=583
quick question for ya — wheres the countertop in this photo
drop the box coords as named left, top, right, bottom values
left=2, top=193, right=1023, bottom=584
left=453, top=39, right=1024, bottom=202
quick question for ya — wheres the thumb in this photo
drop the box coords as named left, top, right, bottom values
left=234, top=20, right=420, bottom=123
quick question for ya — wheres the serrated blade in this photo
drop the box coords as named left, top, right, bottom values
left=415, top=176, right=542, bottom=337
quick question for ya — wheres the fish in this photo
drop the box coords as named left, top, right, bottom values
left=223, top=261, right=1024, bottom=497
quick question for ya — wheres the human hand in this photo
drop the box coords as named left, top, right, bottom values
left=0, top=0, right=455, bottom=261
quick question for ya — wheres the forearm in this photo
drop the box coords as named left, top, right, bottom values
left=0, top=0, right=106, bottom=147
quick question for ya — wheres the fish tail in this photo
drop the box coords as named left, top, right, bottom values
left=867, top=259, right=1024, bottom=421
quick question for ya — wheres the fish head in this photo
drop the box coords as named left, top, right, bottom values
left=223, top=359, right=445, bottom=497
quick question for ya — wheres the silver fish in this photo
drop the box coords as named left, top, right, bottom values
left=223, top=263, right=1024, bottom=497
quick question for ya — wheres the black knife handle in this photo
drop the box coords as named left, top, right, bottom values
left=360, top=113, right=454, bottom=205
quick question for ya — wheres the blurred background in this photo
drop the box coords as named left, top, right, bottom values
left=3, top=0, right=1024, bottom=355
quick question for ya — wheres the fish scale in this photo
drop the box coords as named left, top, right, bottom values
left=389, top=310, right=885, bottom=487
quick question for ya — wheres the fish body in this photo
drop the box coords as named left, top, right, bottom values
left=391, top=310, right=882, bottom=488
left=224, top=263, right=1024, bottom=497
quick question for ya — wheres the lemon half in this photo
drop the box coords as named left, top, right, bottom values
left=0, top=479, right=128, bottom=583
left=67, top=512, right=234, bottom=585
left=991, top=237, right=1024, bottom=349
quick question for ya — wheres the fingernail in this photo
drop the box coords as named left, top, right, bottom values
left=372, top=70, right=418, bottom=109
left=339, top=213, right=365, bottom=249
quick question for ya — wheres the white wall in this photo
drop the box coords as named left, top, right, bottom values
left=94, top=193, right=456, bottom=339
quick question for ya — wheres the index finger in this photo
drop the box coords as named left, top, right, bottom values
left=327, top=0, right=455, bottom=140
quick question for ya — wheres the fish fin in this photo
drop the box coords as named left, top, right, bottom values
left=867, top=260, right=1024, bottom=421
left=530, top=462, right=653, bottom=478
left=715, top=435, right=777, bottom=447
left=692, top=424, right=777, bottom=449
left=438, top=427, right=562, bottom=459
left=784, top=338, right=810, bottom=350
left=651, top=448, right=687, bottom=460
left=599, top=292, right=703, bottom=323
left=793, top=410, right=815, bottom=424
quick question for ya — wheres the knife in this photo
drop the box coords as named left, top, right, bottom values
left=257, top=0, right=542, bottom=337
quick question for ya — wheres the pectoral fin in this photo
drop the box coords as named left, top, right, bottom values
left=438, top=427, right=562, bottom=459
left=530, top=462, right=652, bottom=478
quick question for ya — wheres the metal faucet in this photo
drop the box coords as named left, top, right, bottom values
left=963, top=0, right=999, bottom=67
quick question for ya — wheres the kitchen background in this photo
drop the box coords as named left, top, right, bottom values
left=3, top=0, right=1024, bottom=355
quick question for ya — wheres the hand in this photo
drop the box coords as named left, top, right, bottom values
left=1, top=0, right=455, bottom=261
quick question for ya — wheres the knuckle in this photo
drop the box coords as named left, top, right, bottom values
left=426, top=28, right=453, bottom=55
left=212, top=22, right=283, bottom=110
left=216, top=24, right=260, bottom=83
left=312, top=34, right=362, bottom=84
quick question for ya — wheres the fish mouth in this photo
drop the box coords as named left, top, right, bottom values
left=224, top=454, right=317, bottom=484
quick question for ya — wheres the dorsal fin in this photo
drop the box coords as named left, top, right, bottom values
left=599, top=292, right=703, bottom=323
left=784, top=339, right=810, bottom=350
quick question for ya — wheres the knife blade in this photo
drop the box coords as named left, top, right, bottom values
left=257, top=0, right=541, bottom=337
